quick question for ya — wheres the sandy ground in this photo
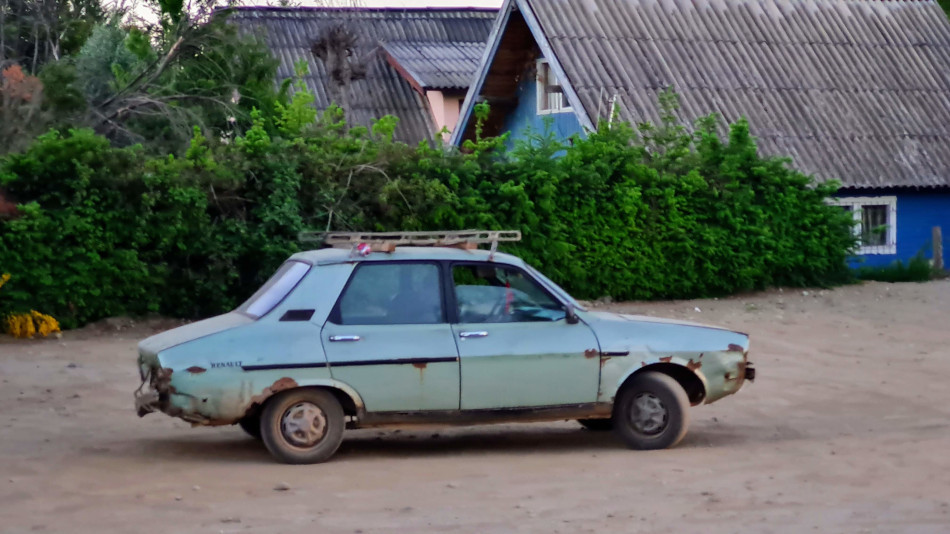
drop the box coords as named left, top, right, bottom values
left=1, top=280, right=949, bottom=534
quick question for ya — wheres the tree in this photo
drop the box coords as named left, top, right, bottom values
left=0, top=64, right=45, bottom=153
left=22, top=0, right=283, bottom=153
left=310, top=23, right=368, bottom=123
left=0, top=0, right=105, bottom=74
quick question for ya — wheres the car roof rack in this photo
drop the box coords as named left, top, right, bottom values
left=298, top=229, right=521, bottom=253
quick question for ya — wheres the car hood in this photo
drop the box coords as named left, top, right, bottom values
left=138, top=312, right=254, bottom=363
left=582, top=311, right=749, bottom=354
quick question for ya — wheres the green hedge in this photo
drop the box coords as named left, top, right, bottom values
left=0, top=92, right=856, bottom=328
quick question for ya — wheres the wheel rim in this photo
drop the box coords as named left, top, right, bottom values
left=629, top=392, right=669, bottom=435
left=280, top=402, right=328, bottom=448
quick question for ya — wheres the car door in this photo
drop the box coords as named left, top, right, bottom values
left=321, top=261, right=460, bottom=412
left=450, top=262, right=601, bottom=410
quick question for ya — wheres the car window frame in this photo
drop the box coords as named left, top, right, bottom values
left=446, top=261, right=569, bottom=324
left=236, top=260, right=312, bottom=320
left=327, top=260, right=448, bottom=326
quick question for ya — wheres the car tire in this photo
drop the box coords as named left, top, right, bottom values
left=614, top=372, right=690, bottom=450
left=577, top=418, right=613, bottom=431
left=238, top=413, right=262, bottom=440
left=260, top=388, right=345, bottom=464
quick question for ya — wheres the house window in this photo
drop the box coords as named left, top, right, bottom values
left=536, top=59, right=571, bottom=114
left=829, top=196, right=897, bottom=255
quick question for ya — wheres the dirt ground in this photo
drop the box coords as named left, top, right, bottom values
left=1, top=280, right=949, bottom=534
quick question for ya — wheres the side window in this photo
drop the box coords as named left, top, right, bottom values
left=337, top=263, right=443, bottom=325
left=828, top=196, right=897, bottom=255
left=536, top=59, right=571, bottom=114
left=453, top=264, right=565, bottom=323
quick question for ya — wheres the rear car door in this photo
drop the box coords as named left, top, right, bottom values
left=321, top=261, right=460, bottom=412
left=450, top=262, right=601, bottom=409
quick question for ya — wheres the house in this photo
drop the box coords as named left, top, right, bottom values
left=451, top=0, right=950, bottom=267
left=228, top=6, right=497, bottom=144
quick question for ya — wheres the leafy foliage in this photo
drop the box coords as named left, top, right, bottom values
left=855, top=252, right=936, bottom=283
left=0, top=68, right=856, bottom=328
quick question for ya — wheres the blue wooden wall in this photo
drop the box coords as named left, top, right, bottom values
left=501, top=76, right=585, bottom=147
left=839, top=189, right=950, bottom=267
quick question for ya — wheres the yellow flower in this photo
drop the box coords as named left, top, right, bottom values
left=0, top=273, right=10, bottom=291
left=3, top=310, right=59, bottom=339
left=30, top=310, right=60, bottom=337
left=4, top=313, right=35, bottom=339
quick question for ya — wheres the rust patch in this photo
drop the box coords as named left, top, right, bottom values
left=249, top=377, right=299, bottom=406
left=154, top=367, right=173, bottom=393
left=686, top=359, right=702, bottom=371
left=659, top=356, right=673, bottom=363
left=599, top=357, right=611, bottom=368
left=727, top=344, right=744, bottom=352
left=185, top=366, right=206, bottom=374
left=584, top=349, right=599, bottom=359
left=412, top=362, right=426, bottom=382
left=640, top=361, right=646, bottom=367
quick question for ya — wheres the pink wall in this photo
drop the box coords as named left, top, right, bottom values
left=427, top=90, right=463, bottom=141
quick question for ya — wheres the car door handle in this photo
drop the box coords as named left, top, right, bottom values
left=329, top=335, right=361, bottom=342
left=459, top=331, right=488, bottom=339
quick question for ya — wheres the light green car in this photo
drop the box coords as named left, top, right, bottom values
left=135, top=243, right=754, bottom=464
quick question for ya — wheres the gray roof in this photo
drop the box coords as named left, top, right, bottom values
left=227, top=7, right=496, bottom=144
left=382, top=41, right=486, bottom=90
left=460, top=0, right=950, bottom=189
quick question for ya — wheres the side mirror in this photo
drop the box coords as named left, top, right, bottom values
left=564, top=304, right=580, bottom=325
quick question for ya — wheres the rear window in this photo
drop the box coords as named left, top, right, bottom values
left=238, top=261, right=311, bottom=318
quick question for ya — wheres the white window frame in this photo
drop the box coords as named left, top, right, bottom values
left=829, top=196, right=897, bottom=255
left=536, top=59, right=572, bottom=115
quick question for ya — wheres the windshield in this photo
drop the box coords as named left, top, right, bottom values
left=237, top=261, right=311, bottom=318
left=522, top=263, right=586, bottom=311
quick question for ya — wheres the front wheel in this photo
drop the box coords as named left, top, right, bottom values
left=614, top=372, right=689, bottom=450
left=260, top=389, right=345, bottom=464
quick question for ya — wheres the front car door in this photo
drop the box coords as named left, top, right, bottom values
left=450, top=262, right=601, bottom=410
left=321, top=261, right=460, bottom=412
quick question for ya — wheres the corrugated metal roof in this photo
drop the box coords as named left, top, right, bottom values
left=523, top=0, right=950, bottom=189
left=227, top=7, right=496, bottom=144
left=382, top=41, right=486, bottom=89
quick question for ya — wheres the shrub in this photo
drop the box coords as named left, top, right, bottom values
left=855, top=252, right=935, bottom=283
left=0, top=90, right=857, bottom=327
left=411, top=91, right=856, bottom=300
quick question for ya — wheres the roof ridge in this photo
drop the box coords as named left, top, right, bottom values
left=220, top=5, right=499, bottom=14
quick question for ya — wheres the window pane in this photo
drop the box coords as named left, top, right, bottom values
left=338, top=263, right=443, bottom=325
left=861, top=205, right=888, bottom=246
left=453, top=265, right=565, bottom=323
left=239, top=261, right=311, bottom=318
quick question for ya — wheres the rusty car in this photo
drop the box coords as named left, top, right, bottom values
left=135, top=230, right=755, bottom=463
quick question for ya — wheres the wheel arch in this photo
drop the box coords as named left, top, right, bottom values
left=245, top=378, right=365, bottom=418
left=620, top=363, right=707, bottom=406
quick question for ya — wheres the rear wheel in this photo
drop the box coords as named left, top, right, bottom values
left=577, top=418, right=613, bottom=431
left=260, top=389, right=345, bottom=464
left=614, top=372, right=689, bottom=450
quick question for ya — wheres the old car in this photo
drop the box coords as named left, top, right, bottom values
left=135, top=230, right=754, bottom=464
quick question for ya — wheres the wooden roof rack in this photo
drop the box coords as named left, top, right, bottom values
left=298, top=229, right=521, bottom=252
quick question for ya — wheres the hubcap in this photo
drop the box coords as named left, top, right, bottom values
left=280, top=402, right=328, bottom=448
left=629, top=392, right=668, bottom=435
